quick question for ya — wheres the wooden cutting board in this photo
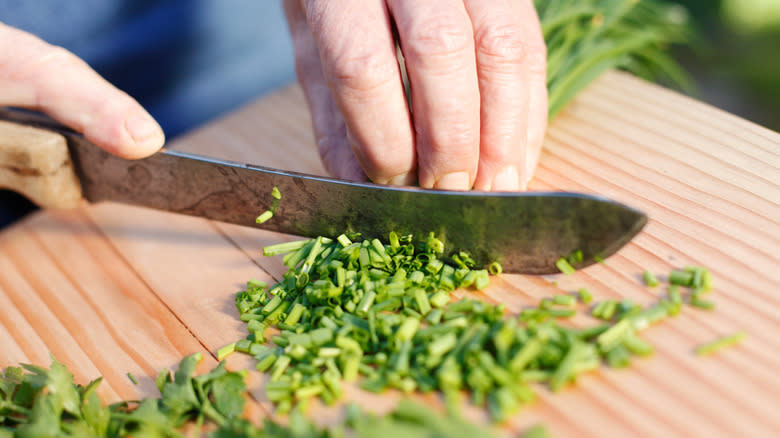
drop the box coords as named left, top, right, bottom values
left=1, top=71, right=778, bottom=437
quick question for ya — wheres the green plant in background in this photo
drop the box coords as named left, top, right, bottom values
left=536, top=0, right=692, bottom=118
left=722, top=0, right=780, bottom=33
left=668, top=0, right=780, bottom=130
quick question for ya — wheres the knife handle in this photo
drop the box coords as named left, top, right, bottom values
left=0, top=113, right=83, bottom=209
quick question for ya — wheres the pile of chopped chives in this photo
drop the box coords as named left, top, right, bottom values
left=227, top=231, right=722, bottom=422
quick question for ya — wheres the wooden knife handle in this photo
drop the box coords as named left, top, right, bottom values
left=0, top=113, right=83, bottom=209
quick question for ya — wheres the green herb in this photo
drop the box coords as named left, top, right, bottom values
left=218, top=342, right=237, bottom=360
left=555, top=257, right=576, bottom=275
left=537, top=0, right=692, bottom=118
left=695, top=331, right=747, bottom=356
left=488, top=262, right=503, bottom=275
left=271, top=186, right=282, bottom=200
left=578, top=287, right=593, bottom=304
left=552, top=294, right=576, bottom=307
left=127, top=372, right=138, bottom=385
left=255, top=211, right=273, bottom=224
left=669, top=269, right=694, bottom=286
left=2, top=357, right=510, bottom=438
left=690, top=297, right=715, bottom=310
left=643, top=270, right=659, bottom=287
left=232, top=227, right=720, bottom=422
left=522, top=424, right=553, bottom=438
left=1, top=354, right=247, bottom=437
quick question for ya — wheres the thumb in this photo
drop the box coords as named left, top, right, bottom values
left=0, top=23, right=164, bottom=159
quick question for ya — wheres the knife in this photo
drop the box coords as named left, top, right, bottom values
left=0, top=108, right=646, bottom=274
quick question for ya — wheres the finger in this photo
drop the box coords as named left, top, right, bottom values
left=284, top=0, right=365, bottom=181
left=465, top=0, right=547, bottom=191
left=515, top=0, right=548, bottom=188
left=388, top=0, right=480, bottom=190
left=0, top=23, right=164, bottom=159
left=464, top=0, right=528, bottom=191
left=301, top=0, right=416, bottom=185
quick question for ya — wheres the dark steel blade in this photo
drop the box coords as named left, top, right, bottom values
left=66, top=136, right=646, bottom=274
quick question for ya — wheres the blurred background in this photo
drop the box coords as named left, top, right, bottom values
left=669, top=0, right=780, bottom=131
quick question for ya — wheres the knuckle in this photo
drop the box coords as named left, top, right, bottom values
left=7, top=45, right=80, bottom=83
left=475, top=23, right=527, bottom=63
left=328, top=48, right=397, bottom=94
left=405, top=14, right=472, bottom=61
left=357, top=141, right=413, bottom=180
left=481, top=133, right=519, bottom=163
left=35, top=45, right=87, bottom=71
left=475, top=23, right=547, bottom=75
left=423, top=121, right=478, bottom=159
left=525, top=40, right=547, bottom=76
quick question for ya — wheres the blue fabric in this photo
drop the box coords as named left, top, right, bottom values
left=0, top=0, right=297, bottom=227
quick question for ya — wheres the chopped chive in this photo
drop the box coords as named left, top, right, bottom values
left=643, top=270, right=659, bottom=287
left=601, top=300, right=618, bottom=320
left=283, top=303, right=306, bottom=326
left=263, top=239, right=310, bottom=257
left=597, top=319, right=632, bottom=352
left=217, top=342, right=236, bottom=360
left=234, top=230, right=719, bottom=420
left=235, top=339, right=253, bottom=353
left=488, top=262, right=503, bottom=275
left=669, top=269, right=694, bottom=286
left=544, top=308, right=576, bottom=318
left=555, top=257, right=576, bottom=275
left=552, top=294, right=576, bottom=307
left=550, top=342, right=585, bottom=392
left=622, top=332, right=654, bottom=357
left=336, top=234, right=352, bottom=247
left=474, top=270, right=490, bottom=290
left=413, top=288, right=431, bottom=315
left=255, top=210, right=273, bottom=224
left=668, top=285, right=682, bottom=304
left=690, top=298, right=715, bottom=310
left=271, top=186, right=282, bottom=200
left=127, top=372, right=138, bottom=385
left=695, top=331, right=746, bottom=356
left=247, top=279, right=267, bottom=289
left=428, top=332, right=458, bottom=357
left=429, top=291, right=450, bottom=309
left=256, top=352, right=278, bottom=372
left=522, top=424, right=552, bottom=438
left=606, top=344, right=631, bottom=368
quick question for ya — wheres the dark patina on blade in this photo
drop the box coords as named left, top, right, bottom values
left=68, top=137, right=646, bottom=274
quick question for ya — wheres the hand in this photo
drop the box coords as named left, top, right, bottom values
left=284, top=0, right=547, bottom=190
left=0, top=23, right=164, bottom=159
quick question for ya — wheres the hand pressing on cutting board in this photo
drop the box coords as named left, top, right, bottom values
left=284, top=0, right=548, bottom=191
left=0, top=22, right=165, bottom=159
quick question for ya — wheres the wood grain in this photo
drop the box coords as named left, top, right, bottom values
left=1, top=70, right=778, bottom=437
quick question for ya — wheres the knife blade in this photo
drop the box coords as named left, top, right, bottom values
left=0, top=109, right=647, bottom=274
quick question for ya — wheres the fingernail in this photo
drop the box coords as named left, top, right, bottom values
left=491, top=166, right=520, bottom=191
left=126, top=114, right=164, bottom=150
left=435, top=171, right=471, bottom=190
left=387, top=172, right=417, bottom=186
